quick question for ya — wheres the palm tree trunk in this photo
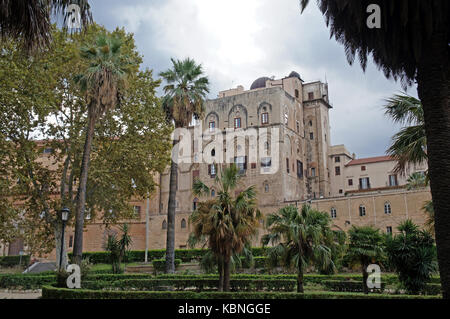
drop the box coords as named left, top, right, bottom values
left=72, top=106, right=96, bottom=266
left=218, top=257, right=224, bottom=292
left=165, top=139, right=178, bottom=274
left=362, top=263, right=369, bottom=294
left=223, top=257, right=231, bottom=292
left=297, top=269, right=304, bottom=293
left=417, top=30, right=450, bottom=299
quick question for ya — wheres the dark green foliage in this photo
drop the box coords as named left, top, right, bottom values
left=152, top=259, right=181, bottom=272
left=322, top=280, right=386, bottom=293
left=0, top=255, right=30, bottom=267
left=386, top=220, right=437, bottom=294
left=103, top=224, right=133, bottom=274
left=42, top=286, right=440, bottom=299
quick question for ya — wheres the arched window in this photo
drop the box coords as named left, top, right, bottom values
left=162, top=220, right=167, bottom=230
left=181, top=219, right=187, bottom=229
left=264, top=183, right=269, bottom=193
left=359, top=205, right=366, bottom=217
left=331, top=207, right=337, bottom=219
left=211, top=148, right=216, bottom=157
left=193, top=198, right=199, bottom=211
left=384, top=202, right=392, bottom=214
left=211, top=189, right=215, bottom=197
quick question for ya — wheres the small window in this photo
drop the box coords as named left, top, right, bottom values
left=162, top=220, right=167, bottom=229
left=211, top=189, right=215, bottom=197
left=209, top=121, right=215, bottom=132
left=193, top=198, right=199, bottom=211
left=348, top=179, right=353, bottom=186
left=69, top=235, right=73, bottom=248
left=284, top=112, right=289, bottom=125
left=234, top=117, right=241, bottom=129
left=251, top=163, right=257, bottom=169
left=261, top=112, right=269, bottom=124
left=384, top=202, right=392, bottom=214
left=296, top=121, right=300, bottom=133
left=297, top=160, right=303, bottom=178
left=308, top=92, right=314, bottom=100
left=286, top=158, right=290, bottom=173
left=361, top=166, right=366, bottom=171
left=295, top=89, right=299, bottom=98
left=339, top=189, right=343, bottom=194
left=387, top=226, right=393, bottom=235
left=331, top=208, right=337, bottom=219
left=208, top=164, right=216, bottom=177
left=211, top=149, right=216, bottom=157
left=43, top=148, right=53, bottom=154
left=389, top=174, right=398, bottom=187
left=133, top=206, right=141, bottom=218
left=335, top=166, right=341, bottom=176
left=261, top=157, right=272, bottom=168
left=310, top=132, right=314, bottom=140
left=359, top=205, right=366, bottom=217
left=359, top=177, right=370, bottom=190
left=234, top=156, right=247, bottom=174
left=309, top=120, right=313, bottom=126
left=311, top=168, right=316, bottom=177
left=335, top=157, right=340, bottom=163
left=181, top=219, right=187, bottom=229
left=264, top=183, right=269, bottom=193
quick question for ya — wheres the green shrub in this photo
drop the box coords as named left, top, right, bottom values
left=322, top=280, right=386, bottom=293
left=0, top=274, right=56, bottom=289
left=42, top=286, right=440, bottom=299
left=0, top=255, right=30, bottom=267
left=152, top=259, right=181, bottom=272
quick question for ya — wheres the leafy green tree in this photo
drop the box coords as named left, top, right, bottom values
left=159, top=58, right=210, bottom=273
left=386, top=220, right=437, bottom=294
left=299, top=0, right=449, bottom=297
left=406, top=172, right=427, bottom=190
left=262, top=205, right=335, bottom=293
left=0, top=0, right=92, bottom=52
left=72, top=31, right=138, bottom=265
left=384, top=94, right=427, bottom=175
left=104, top=224, right=133, bottom=274
left=346, top=226, right=385, bottom=294
left=189, top=164, right=261, bottom=291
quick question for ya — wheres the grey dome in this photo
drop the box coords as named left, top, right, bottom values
left=288, top=71, right=303, bottom=81
left=250, top=77, right=270, bottom=90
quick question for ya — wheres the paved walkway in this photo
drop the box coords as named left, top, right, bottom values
left=0, top=290, right=41, bottom=299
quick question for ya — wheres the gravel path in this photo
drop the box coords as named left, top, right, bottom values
left=0, top=290, right=41, bottom=299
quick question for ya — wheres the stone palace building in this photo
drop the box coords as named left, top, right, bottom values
left=0, top=71, right=431, bottom=257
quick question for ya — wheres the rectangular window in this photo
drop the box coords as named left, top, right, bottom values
left=387, top=226, right=393, bottom=235
left=359, top=177, right=370, bottom=190
left=261, top=113, right=269, bottom=124
left=296, top=121, right=300, bottom=132
left=361, top=166, right=366, bottom=171
left=335, top=156, right=340, bottom=163
left=311, top=168, right=316, bottom=177
left=389, top=174, right=398, bottom=186
left=234, top=117, right=241, bottom=129
left=43, top=148, right=53, bottom=154
left=208, top=164, right=217, bottom=177
left=69, top=235, right=73, bottom=248
left=286, top=158, right=290, bottom=173
left=297, top=161, right=303, bottom=178
left=310, top=132, right=314, bottom=140
left=348, top=179, right=353, bottom=186
left=234, top=156, right=247, bottom=174
left=251, top=163, right=257, bottom=169
left=308, top=92, right=314, bottom=100
left=209, top=121, right=215, bottom=132
left=261, top=157, right=272, bottom=168
left=335, top=166, right=341, bottom=176
left=284, top=113, right=289, bottom=125
left=133, top=206, right=141, bottom=218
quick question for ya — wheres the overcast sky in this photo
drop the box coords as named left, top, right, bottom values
left=88, top=0, right=416, bottom=158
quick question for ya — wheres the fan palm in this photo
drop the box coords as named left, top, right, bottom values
left=423, top=200, right=435, bottom=236
left=406, top=172, right=427, bottom=190
left=0, top=0, right=91, bottom=52
left=385, top=94, right=427, bottom=175
left=72, top=33, right=135, bottom=265
left=262, top=204, right=335, bottom=293
left=189, top=164, right=261, bottom=291
left=159, top=58, right=209, bottom=273
left=299, top=0, right=449, bottom=298
left=346, top=226, right=385, bottom=294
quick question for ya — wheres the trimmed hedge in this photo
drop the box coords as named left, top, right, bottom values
left=152, top=259, right=181, bottom=272
left=0, top=255, right=30, bottom=267
left=81, top=278, right=296, bottom=292
left=68, top=248, right=269, bottom=264
left=42, top=286, right=440, bottom=299
left=322, top=280, right=386, bottom=293
left=0, top=274, right=55, bottom=289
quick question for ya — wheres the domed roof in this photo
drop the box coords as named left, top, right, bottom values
left=250, top=77, right=270, bottom=90
left=288, top=71, right=303, bottom=81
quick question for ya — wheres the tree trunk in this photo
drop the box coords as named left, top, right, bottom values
left=54, top=221, right=68, bottom=270
left=218, top=257, right=224, bottom=292
left=223, top=257, right=231, bottom=292
left=165, top=139, right=178, bottom=273
left=362, top=263, right=369, bottom=294
left=297, top=269, right=304, bottom=293
left=72, top=107, right=97, bottom=266
left=417, top=30, right=450, bottom=299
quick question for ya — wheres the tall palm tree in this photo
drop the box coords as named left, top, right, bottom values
left=189, top=164, right=261, bottom=291
left=262, top=204, right=335, bottom=293
left=72, top=33, right=135, bottom=265
left=346, top=226, right=385, bottom=294
left=385, top=94, right=427, bottom=175
left=159, top=58, right=209, bottom=273
left=299, top=0, right=449, bottom=298
left=0, top=0, right=91, bottom=52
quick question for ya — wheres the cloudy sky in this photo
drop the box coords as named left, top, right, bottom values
left=88, top=0, right=416, bottom=158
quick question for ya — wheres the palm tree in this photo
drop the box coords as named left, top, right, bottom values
left=189, top=164, right=261, bottom=291
left=423, top=200, right=435, bottom=236
left=384, top=94, right=427, bottom=175
left=346, top=226, right=385, bottom=294
left=159, top=58, right=209, bottom=273
left=299, top=0, right=449, bottom=298
left=262, top=204, right=335, bottom=293
left=72, top=33, right=135, bottom=265
left=406, top=172, right=427, bottom=190
left=0, top=0, right=91, bottom=52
